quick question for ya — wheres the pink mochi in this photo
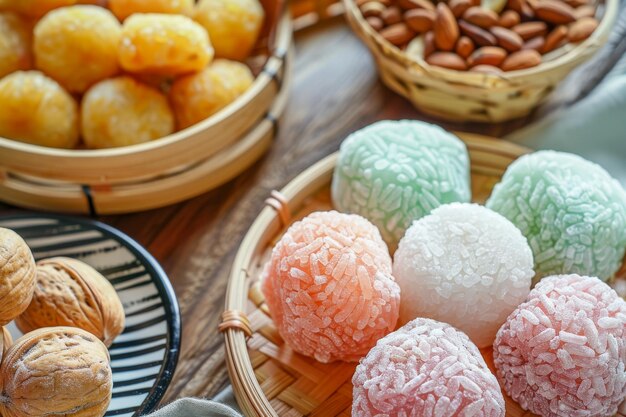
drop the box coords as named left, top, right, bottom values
left=352, top=318, right=505, bottom=417
left=494, top=274, right=626, bottom=417
left=261, top=211, right=400, bottom=363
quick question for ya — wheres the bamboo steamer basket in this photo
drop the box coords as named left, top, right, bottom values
left=0, top=5, right=292, bottom=215
left=222, top=133, right=626, bottom=417
left=343, top=0, right=618, bottom=122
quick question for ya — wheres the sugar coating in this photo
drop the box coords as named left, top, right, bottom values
left=169, top=59, right=254, bottom=129
left=0, top=13, right=32, bottom=79
left=119, top=13, right=213, bottom=75
left=261, top=211, right=400, bottom=363
left=0, top=71, right=78, bottom=148
left=393, top=203, right=534, bottom=348
left=109, top=0, right=194, bottom=21
left=494, top=274, right=626, bottom=417
left=194, top=0, right=264, bottom=61
left=352, top=318, right=505, bottom=417
left=331, top=120, right=471, bottom=247
left=34, top=6, right=121, bottom=94
left=487, top=151, right=626, bottom=283
left=81, top=76, right=174, bottom=148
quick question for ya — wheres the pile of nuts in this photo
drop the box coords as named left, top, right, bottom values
left=356, top=0, right=600, bottom=72
left=0, top=227, right=125, bottom=417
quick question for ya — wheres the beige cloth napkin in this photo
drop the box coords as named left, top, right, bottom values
left=146, top=386, right=241, bottom=416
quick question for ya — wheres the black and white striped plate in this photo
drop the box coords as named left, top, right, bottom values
left=0, top=214, right=181, bottom=417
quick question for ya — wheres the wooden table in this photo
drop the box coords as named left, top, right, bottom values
left=0, top=13, right=623, bottom=404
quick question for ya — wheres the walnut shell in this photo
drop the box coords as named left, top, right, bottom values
left=15, top=257, right=125, bottom=347
left=0, top=327, right=112, bottom=417
left=0, top=228, right=36, bottom=325
left=0, top=326, right=12, bottom=362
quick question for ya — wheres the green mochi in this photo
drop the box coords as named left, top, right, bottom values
left=331, top=120, right=471, bottom=246
left=487, top=150, right=626, bottom=282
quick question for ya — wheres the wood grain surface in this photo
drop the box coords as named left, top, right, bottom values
left=0, top=14, right=624, bottom=404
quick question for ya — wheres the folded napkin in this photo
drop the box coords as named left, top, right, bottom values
left=145, top=6, right=626, bottom=416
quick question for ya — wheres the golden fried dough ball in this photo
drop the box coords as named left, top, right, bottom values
left=0, top=71, right=79, bottom=148
left=81, top=76, right=175, bottom=148
left=34, top=6, right=121, bottom=93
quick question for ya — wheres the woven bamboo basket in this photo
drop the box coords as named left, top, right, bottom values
left=222, top=133, right=626, bottom=417
left=0, top=4, right=292, bottom=215
left=343, top=0, right=619, bottom=122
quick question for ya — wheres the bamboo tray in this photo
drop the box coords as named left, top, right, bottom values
left=0, top=52, right=292, bottom=215
left=0, top=6, right=292, bottom=215
left=223, top=133, right=626, bottom=417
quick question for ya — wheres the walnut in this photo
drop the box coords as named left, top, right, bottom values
left=0, top=327, right=112, bottom=417
left=0, top=228, right=35, bottom=325
left=0, top=326, right=12, bottom=362
left=15, top=257, right=125, bottom=347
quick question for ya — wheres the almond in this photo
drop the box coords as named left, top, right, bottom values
left=520, top=4, right=535, bottom=20
left=534, top=0, right=576, bottom=24
left=354, top=0, right=391, bottom=8
left=405, top=8, right=436, bottom=32
left=426, top=51, right=468, bottom=70
left=382, top=6, right=403, bottom=25
left=405, top=35, right=426, bottom=59
left=568, top=16, right=598, bottom=42
left=512, top=21, right=547, bottom=40
left=574, top=5, right=596, bottom=19
left=508, top=0, right=534, bottom=19
left=501, top=49, right=541, bottom=70
left=449, top=0, right=472, bottom=18
left=459, top=19, right=497, bottom=46
left=360, top=1, right=387, bottom=17
left=463, top=6, right=499, bottom=28
left=482, top=0, right=507, bottom=14
left=380, top=23, right=415, bottom=45
left=467, top=46, right=507, bottom=67
left=456, top=36, right=475, bottom=58
left=490, top=26, right=523, bottom=51
left=507, top=0, right=525, bottom=14
left=499, top=10, right=520, bottom=27
left=470, top=64, right=503, bottom=73
left=434, top=3, right=459, bottom=50
left=542, top=25, right=567, bottom=53
left=398, top=0, right=436, bottom=12
left=424, top=30, right=436, bottom=56
left=564, top=0, right=589, bottom=7
left=366, top=16, right=385, bottom=31
left=356, top=0, right=391, bottom=6
left=522, top=35, right=545, bottom=51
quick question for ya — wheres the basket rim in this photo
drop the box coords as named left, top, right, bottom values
left=343, top=0, right=619, bottom=83
left=223, top=132, right=532, bottom=417
left=0, top=7, right=291, bottom=160
left=0, top=47, right=293, bottom=215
